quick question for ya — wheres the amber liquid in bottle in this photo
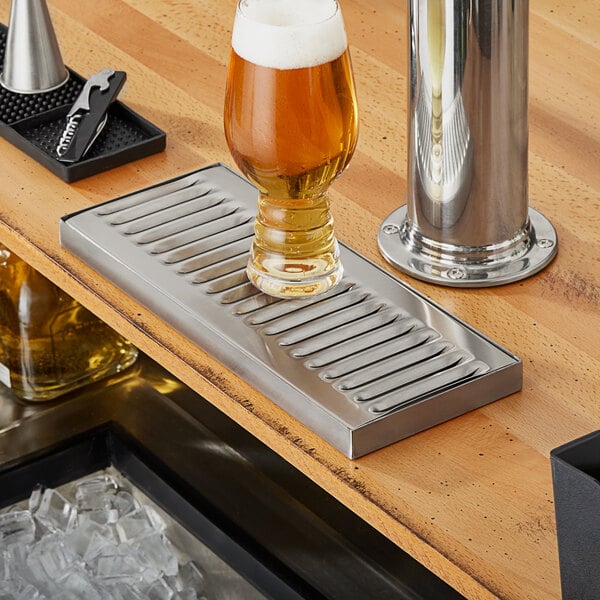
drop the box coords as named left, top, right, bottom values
left=0, top=244, right=138, bottom=401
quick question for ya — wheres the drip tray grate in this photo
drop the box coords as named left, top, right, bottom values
left=60, top=163, right=521, bottom=457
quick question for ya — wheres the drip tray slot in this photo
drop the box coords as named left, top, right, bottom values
left=60, top=163, right=521, bottom=457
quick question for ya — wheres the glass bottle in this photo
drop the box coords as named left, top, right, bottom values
left=0, top=243, right=138, bottom=401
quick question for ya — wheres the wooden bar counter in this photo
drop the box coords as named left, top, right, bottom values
left=0, top=1, right=598, bottom=598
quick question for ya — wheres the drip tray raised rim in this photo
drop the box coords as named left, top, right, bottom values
left=59, top=163, right=522, bottom=458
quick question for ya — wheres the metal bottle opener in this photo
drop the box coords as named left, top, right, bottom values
left=56, top=68, right=126, bottom=163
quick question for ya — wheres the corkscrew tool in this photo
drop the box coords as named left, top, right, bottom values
left=56, top=68, right=127, bottom=163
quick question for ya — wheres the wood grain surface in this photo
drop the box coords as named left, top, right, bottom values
left=0, top=1, right=598, bottom=599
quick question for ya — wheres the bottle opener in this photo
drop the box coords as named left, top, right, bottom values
left=56, top=68, right=126, bottom=163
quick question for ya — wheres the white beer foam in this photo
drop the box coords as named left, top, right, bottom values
left=232, top=0, right=348, bottom=70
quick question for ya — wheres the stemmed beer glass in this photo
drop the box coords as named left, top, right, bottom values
left=224, top=0, right=359, bottom=298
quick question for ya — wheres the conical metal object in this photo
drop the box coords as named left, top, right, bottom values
left=0, top=0, right=69, bottom=94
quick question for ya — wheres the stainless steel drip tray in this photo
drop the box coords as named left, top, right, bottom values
left=59, top=163, right=522, bottom=458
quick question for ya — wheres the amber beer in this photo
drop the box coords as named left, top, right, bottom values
left=224, top=0, right=358, bottom=298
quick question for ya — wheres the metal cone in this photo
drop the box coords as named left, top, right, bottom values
left=1, top=0, right=69, bottom=94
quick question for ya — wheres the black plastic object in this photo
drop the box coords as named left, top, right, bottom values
left=0, top=355, right=466, bottom=600
left=56, top=69, right=127, bottom=163
left=0, top=24, right=165, bottom=182
left=550, top=430, right=600, bottom=600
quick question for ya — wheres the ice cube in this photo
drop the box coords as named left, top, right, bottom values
left=28, top=485, right=45, bottom=514
left=176, top=562, right=205, bottom=593
left=75, top=475, right=118, bottom=510
left=15, top=582, right=44, bottom=599
left=115, top=507, right=164, bottom=543
left=0, top=580, right=23, bottom=600
left=0, top=551, right=8, bottom=581
left=110, top=581, right=146, bottom=600
left=82, top=530, right=119, bottom=563
left=6, top=543, right=32, bottom=582
left=0, top=510, right=35, bottom=546
left=113, top=491, right=138, bottom=517
left=58, top=565, right=103, bottom=600
left=33, top=489, right=77, bottom=532
left=136, top=533, right=178, bottom=578
left=146, top=577, right=174, bottom=600
left=27, top=533, right=77, bottom=581
left=3, top=477, right=212, bottom=600
left=0, top=581, right=15, bottom=596
left=64, top=520, right=112, bottom=558
left=50, top=593, right=79, bottom=600
left=173, top=591, right=198, bottom=600
left=94, top=554, right=143, bottom=585
left=78, top=507, right=120, bottom=527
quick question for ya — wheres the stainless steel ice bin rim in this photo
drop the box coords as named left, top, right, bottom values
left=59, top=163, right=522, bottom=458
left=0, top=355, right=466, bottom=600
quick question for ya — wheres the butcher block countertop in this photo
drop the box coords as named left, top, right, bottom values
left=0, top=1, right=598, bottom=599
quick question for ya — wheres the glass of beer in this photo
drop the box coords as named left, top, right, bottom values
left=224, top=0, right=359, bottom=298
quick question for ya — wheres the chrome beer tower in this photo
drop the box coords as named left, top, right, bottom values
left=378, top=0, right=557, bottom=287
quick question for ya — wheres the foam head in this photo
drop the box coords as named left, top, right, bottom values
left=232, top=0, right=348, bottom=70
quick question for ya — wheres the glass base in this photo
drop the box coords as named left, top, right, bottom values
left=246, top=257, right=343, bottom=299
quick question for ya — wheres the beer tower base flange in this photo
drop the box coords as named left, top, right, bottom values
left=378, top=205, right=558, bottom=288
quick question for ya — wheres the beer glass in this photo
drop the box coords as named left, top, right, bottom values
left=224, top=0, right=359, bottom=298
